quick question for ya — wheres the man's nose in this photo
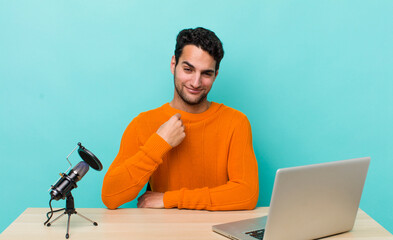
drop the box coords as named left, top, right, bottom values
left=190, top=73, right=202, bottom=88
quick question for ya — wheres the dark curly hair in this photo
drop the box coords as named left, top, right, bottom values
left=174, top=27, right=224, bottom=71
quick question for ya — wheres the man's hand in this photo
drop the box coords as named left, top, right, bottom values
left=137, top=191, right=165, bottom=208
left=156, top=113, right=185, bottom=147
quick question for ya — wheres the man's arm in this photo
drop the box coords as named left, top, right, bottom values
left=101, top=114, right=184, bottom=209
left=138, top=116, right=259, bottom=210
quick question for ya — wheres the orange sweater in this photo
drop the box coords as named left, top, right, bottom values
left=102, top=102, right=259, bottom=210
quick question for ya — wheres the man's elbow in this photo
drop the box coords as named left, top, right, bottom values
left=211, top=182, right=259, bottom=211
left=235, top=181, right=259, bottom=210
left=101, top=186, right=140, bottom=210
left=101, top=194, right=120, bottom=210
left=101, top=181, right=120, bottom=209
left=237, top=190, right=259, bottom=210
left=244, top=194, right=258, bottom=210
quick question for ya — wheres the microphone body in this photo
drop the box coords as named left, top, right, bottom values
left=50, top=161, right=89, bottom=200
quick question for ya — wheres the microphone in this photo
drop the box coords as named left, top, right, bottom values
left=50, top=161, right=90, bottom=200
left=44, top=142, right=103, bottom=237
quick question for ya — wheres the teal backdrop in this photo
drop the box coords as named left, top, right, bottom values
left=1, top=0, right=392, bottom=234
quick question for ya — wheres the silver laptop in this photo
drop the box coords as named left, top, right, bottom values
left=212, top=157, right=370, bottom=240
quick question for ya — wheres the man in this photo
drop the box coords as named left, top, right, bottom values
left=102, top=27, right=259, bottom=210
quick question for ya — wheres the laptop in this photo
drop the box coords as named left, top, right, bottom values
left=212, top=157, right=370, bottom=240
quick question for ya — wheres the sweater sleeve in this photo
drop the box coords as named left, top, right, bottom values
left=101, top=117, right=172, bottom=209
left=163, top=116, right=259, bottom=210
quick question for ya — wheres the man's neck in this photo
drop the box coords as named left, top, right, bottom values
left=169, top=97, right=211, bottom=114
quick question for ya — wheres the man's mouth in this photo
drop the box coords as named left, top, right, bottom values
left=185, top=86, right=202, bottom=94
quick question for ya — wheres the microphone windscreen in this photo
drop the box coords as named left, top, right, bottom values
left=73, top=161, right=90, bottom=179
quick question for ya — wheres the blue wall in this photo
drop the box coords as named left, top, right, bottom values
left=1, top=0, right=392, bottom=234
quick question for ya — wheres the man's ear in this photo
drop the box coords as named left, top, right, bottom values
left=215, top=68, right=219, bottom=78
left=170, top=55, right=176, bottom=75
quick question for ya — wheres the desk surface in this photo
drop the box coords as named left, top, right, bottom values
left=0, top=208, right=392, bottom=239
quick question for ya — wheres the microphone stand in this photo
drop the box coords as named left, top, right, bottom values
left=45, top=193, right=98, bottom=239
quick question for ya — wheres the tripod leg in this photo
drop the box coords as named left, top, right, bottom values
left=75, top=212, right=98, bottom=226
left=66, top=213, right=71, bottom=239
left=46, top=212, right=66, bottom=227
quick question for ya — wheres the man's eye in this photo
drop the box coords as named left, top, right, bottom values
left=203, top=72, right=213, bottom=77
left=184, top=68, right=192, bottom=72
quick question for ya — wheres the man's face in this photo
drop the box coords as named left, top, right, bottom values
left=171, top=45, right=218, bottom=106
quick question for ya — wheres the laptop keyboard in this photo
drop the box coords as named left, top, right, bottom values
left=245, top=229, right=265, bottom=240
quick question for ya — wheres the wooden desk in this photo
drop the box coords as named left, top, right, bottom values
left=0, top=208, right=391, bottom=239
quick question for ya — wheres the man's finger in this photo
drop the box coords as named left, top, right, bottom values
left=168, top=113, right=181, bottom=123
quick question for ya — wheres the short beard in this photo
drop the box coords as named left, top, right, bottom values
left=174, top=77, right=207, bottom=106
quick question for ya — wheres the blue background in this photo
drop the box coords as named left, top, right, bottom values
left=1, top=0, right=392, bottom=234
